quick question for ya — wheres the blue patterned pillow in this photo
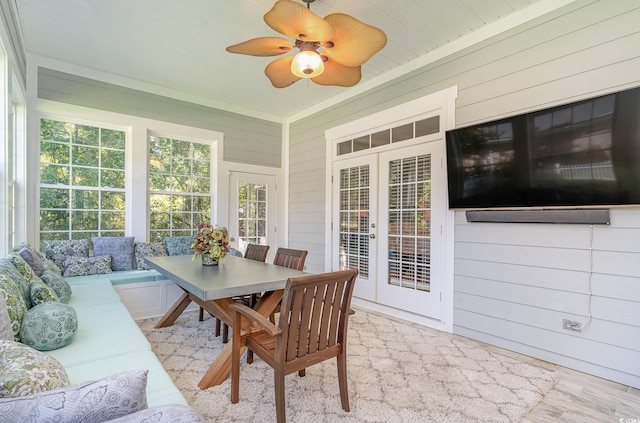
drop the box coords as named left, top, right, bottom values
left=0, top=340, right=69, bottom=397
left=165, top=236, right=195, bottom=256
left=62, top=256, right=112, bottom=277
left=0, top=370, right=147, bottom=419
left=42, top=239, right=90, bottom=272
left=134, top=242, right=168, bottom=270
left=20, top=302, right=77, bottom=351
left=39, top=271, right=72, bottom=304
left=92, top=237, right=135, bottom=271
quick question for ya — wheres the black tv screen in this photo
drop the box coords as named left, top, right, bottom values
left=446, top=87, right=640, bottom=209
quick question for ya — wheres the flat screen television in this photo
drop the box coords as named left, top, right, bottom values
left=445, top=86, right=640, bottom=209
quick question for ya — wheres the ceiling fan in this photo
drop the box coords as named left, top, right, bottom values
left=226, top=0, right=387, bottom=88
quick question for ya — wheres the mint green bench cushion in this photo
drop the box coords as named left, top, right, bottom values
left=107, top=270, right=160, bottom=285
left=44, top=302, right=151, bottom=368
left=65, top=270, right=164, bottom=285
left=66, top=278, right=121, bottom=308
left=20, top=302, right=77, bottom=351
left=63, top=350, right=187, bottom=408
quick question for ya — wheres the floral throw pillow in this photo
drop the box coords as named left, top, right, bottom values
left=29, top=277, right=60, bottom=306
left=0, top=370, right=148, bottom=421
left=0, top=258, right=31, bottom=309
left=0, top=275, right=28, bottom=342
left=0, top=340, right=69, bottom=397
left=0, top=291, right=14, bottom=341
left=39, top=271, right=72, bottom=304
left=20, top=302, right=77, bottom=351
left=42, top=239, right=90, bottom=272
left=7, top=253, right=36, bottom=285
left=134, top=242, right=168, bottom=270
left=62, top=256, right=112, bottom=278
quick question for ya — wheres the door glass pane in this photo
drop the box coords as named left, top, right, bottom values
left=387, top=154, right=431, bottom=292
left=338, top=165, right=369, bottom=278
left=237, top=182, right=268, bottom=252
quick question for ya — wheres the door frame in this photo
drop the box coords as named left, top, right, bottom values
left=324, top=86, right=457, bottom=332
left=217, top=161, right=285, bottom=263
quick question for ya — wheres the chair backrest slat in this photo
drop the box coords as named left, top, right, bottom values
left=244, top=244, right=270, bottom=262
left=307, top=285, right=326, bottom=353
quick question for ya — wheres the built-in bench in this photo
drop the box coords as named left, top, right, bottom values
left=40, top=237, right=199, bottom=320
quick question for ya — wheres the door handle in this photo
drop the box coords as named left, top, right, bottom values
left=369, top=234, right=376, bottom=239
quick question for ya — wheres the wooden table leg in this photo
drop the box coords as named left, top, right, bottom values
left=154, top=291, right=192, bottom=328
left=198, top=342, right=245, bottom=389
left=197, top=289, right=284, bottom=389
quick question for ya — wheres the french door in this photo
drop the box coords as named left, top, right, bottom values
left=332, top=142, right=445, bottom=319
left=228, top=172, right=276, bottom=257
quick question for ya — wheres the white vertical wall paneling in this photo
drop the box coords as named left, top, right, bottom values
left=288, top=0, right=640, bottom=388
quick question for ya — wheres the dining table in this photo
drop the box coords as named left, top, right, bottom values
left=144, top=254, right=308, bottom=389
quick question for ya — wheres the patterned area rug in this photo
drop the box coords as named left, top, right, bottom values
left=137, top=309, right=557, bottom=422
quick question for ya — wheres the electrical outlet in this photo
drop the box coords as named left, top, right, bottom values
left=563, top=319, right=582, bottom=332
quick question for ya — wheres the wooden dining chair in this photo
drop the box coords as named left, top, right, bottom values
left=230, top=268, right=358, bottom=423
left=241, top=247, right=308, bottom=363
left=216, top=244, right=271, bottom=343
left=244, top=243, right=270, bottom=262
left=273, top=247, right=307, bottom=271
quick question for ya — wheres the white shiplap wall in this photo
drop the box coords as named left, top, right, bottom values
left=288, top=0, right=640, bottom=387
left=454, top=210, right=640, bottom=387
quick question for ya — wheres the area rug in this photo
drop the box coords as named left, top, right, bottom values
left=137, top=309, right=557, bottom=422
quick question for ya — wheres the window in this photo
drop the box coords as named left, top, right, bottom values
left=148, top=135, right=211, bottom=242
left=237, top=182, right=267, bottom=250
left=39, top=119, right=126, bottom=240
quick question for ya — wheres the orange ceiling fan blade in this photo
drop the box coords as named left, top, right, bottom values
left=226, top=37, right=293, bottom=56
left=312, top=58, right=361, bottom=87
left=265, top=56, right=302, bottom=88
left=265, top=0, right=334, bottom=42
left=322, top=13, right=387, bottom=67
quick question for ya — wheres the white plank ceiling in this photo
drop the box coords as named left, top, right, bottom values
left=14, top=0, right=574, bottom=120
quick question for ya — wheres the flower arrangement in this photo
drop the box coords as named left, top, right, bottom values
left=190, top=223, right=230, bottom=263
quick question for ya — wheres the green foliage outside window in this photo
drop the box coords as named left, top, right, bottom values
left=148, top=135, right=212, bottom=242
left=39, top=119, right=126, bottom=241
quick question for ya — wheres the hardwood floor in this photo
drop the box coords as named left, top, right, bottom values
left=476, top=341, right=640, bottom=422
left=523, top=364, right=640, bottom=422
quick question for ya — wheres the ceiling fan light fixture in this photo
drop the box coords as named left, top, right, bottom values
left=291, top=50, right=324, bottom=78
